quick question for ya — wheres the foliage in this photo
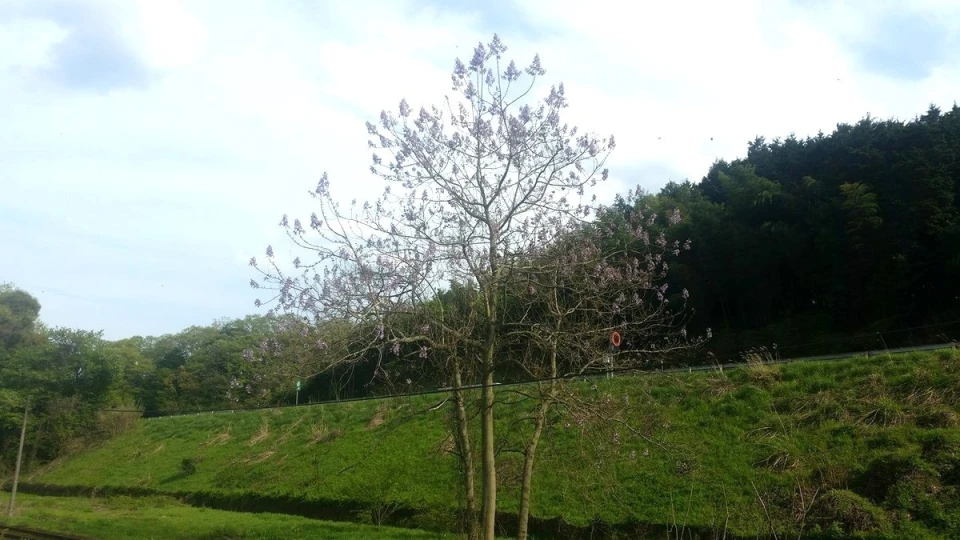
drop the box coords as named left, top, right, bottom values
left=628, top=105, right=960, bottom=355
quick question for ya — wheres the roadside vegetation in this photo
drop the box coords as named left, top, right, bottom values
left=2, top=492, right=447, bottom=539
left=19, top=349, right=960, bottom=538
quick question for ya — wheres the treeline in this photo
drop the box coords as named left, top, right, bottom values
left=0, top=292, right=323, bottom=474
left=3, top=103, right=959, bottom=471
left=625, top=104, right=960, bottom=356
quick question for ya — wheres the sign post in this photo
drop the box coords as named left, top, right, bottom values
left=296, top=380, right=301, bottom=405
left=607, top=332, right=622, bottom=379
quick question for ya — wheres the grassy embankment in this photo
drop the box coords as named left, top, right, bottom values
left=20, top=349, right=960, bottom=538
left=1, top=492, right=448, bottom=539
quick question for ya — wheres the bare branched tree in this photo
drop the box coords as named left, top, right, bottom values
left=501, top=199, right=702, bottom=538
left=251, top=34, right=624, bottom=538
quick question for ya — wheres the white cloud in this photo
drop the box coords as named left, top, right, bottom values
left=1, top=0, right=959, bottom=338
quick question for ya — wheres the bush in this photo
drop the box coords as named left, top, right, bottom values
left=180, top=458, right=197, bottom=476
left=810, top=489, right=890, bottom=535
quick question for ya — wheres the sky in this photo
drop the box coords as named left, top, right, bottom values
left=1, top=0, right=959, bottom=340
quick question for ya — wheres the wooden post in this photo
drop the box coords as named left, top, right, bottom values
left=7, top=396, right=29, bottom=518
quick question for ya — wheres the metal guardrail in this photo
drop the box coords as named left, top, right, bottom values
left=140, top=341, right=957, bottom=419
left=606, top=342, right=956, bottom=377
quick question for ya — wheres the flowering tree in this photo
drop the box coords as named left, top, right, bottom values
left=501, top=195, right=702, bottom=538
left=250, top=35, right=616, bottom=538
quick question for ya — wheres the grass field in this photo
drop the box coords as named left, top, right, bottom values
left=1, top=492, right=448, bottom=539
left=23, top=349, right=960, bottom=538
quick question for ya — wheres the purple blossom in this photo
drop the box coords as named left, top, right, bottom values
left=242, top=349, right=254, bottom=362
left=681, top=288, right=690, bottom=299
left=452, top=58, right=466, bottom=80
left=669, top=208, right=682, bottom=225
left=375, top=324, right=385, bottom=340
left=392, top=341, right=401, bottom=356
left=315, top=173, right=329, bottom=194
left=469, top=43, right=486, bottom=71
left=706, top=328, right=713, bottom=339
left=489, top=34, right=506, bottom=57
left=249, top=257, right=257, bottom=267
left=503, top=60, right=521, bottom=81
left=316, top=339, right=328, bottom=350
left=265, top=245, right=274, bottom=258
left=656, top=233, right=667, bottom=248
left=299, top=326, right=309, bottom=337
left=249, top=279, right=259, bottom=289
left=419, top=346, right=429, bottom=359
left=525, top=54, right=544, bottom=76
left=398, top=99, right=411, bottom=117
left=421, top=325, right=430, bottom=333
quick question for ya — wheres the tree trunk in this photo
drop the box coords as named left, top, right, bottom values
left=452, top=363, right=480, bottom=540
left=479, top=224, right=501, bottom=540
left=480, top=358, right=497, bottom=539
left=517, top=390, right=551, bottom=539
left=517, top=344, right=558, bottom=540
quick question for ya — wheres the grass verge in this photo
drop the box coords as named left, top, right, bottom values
left=1, top=492, right=449, bottom=539
left=23, top=349, right=960, bottom=538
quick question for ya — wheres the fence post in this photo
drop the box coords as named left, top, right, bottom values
left=7, top=396, right=29, bottom=518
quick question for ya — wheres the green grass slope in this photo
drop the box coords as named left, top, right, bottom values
left=28, top=350, right=960, bottom=538
left=3, top=492, right=449, bottom=539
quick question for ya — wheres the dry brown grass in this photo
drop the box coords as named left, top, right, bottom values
left=856, top=405, right=906, bottom=427
left=702, top=374, right=736, bottom=398
left=276, top=416, right=305, bottom=445
left=200, top=431, right=232, bottom=447
left=742, top=347, right=781, bottom=385
left=251, top=451, right=275, bottom=464
left=366, top=406, right=388, bottom=430
left=247, top=420, right=270, bottom=446
left=903, top=387, right=943, bottom=408
left=434, top=435, right=456, bottom=456
left=232, top=450, right=275, bottom=466
left=306, top=420, right=344, bottom=445
left=753, top=449, right=800, bottom=472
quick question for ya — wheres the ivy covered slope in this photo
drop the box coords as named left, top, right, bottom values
left=32, top=349, right=960, bottom=538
